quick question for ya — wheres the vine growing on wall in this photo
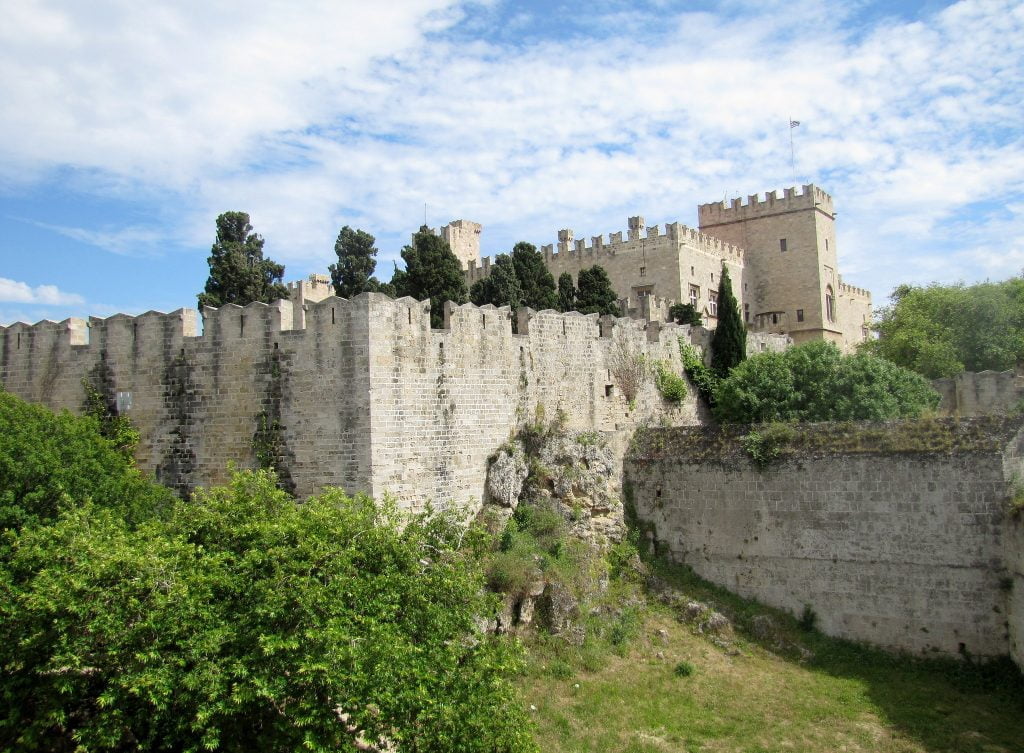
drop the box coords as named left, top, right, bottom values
left=81, top=359, right=139, bottom=461
left=251, top=352, right=294, bottom=492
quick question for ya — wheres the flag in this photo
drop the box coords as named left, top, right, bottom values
left=790, top=120, right=801, bottom=128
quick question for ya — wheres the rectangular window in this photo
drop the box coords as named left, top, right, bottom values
left=690, top=266, right=694, bottom=276
left=116, top=391, right=132, bottom=413
left=825, top=238, right=829, bottom=251
left=708, top=291, right=718, bottom=317
left=779, top=238, right=787, bottom=252
left=796, top=309, right=804, bottom=322
left=689, top=285, right=699, bottom=308
left=639, top=266, right=646, bottom=277
left=744, top=303, right=750, bottom=323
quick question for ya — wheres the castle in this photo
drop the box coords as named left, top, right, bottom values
left=460, top=184, right=872, bottom=350
left=3, top=186, right=1023, bottom=670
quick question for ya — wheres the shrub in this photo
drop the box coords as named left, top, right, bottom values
left=798, top=603, right=818, bottom=632
left=608, top=333, right=651, bottom=406
left=0, top=392, right=170, bottom=537
left=714, top=341, right=939, bottom=423
left=2, top=471, right=536, bottom=752
left=655, top=362, right=688, bottom=404
left=669, top=302, right=703, bottom=326
left=679, top=340, right=720, bottom=407
left=740, top=422, right=797, bottom=468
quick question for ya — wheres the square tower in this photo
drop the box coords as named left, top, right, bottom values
left=697, top=185, right=843, bottom=345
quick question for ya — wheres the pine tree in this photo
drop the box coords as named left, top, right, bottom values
left=329, top=226, right=382, bottom=299
left=710, top=263, right=747, bottom=377
left=394, top=226, right=468, bottom=328
left=575, top=265, right=620, bottom=316
left=197, top=212, right=288, bottom=309
left=511, top=242, right=558, bottom=310
left=557, top=272, right=576, bottom=312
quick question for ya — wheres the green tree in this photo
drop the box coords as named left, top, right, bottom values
left=669, top=302, right=703, bottom=327
left=394, top=226, right=468, bottom=328
left=0, top=392, right=169, bottom=537
left=557, top=272, right=576, bottom=313
left=197, top=212, right=289, bottom=309
left=1, top=470, right=536, bottom=753
left=863, top=279, right=1024, bottom=378
left=710, top=264, right=746, bottom=377
left=469, top=254, right=524, bottom=311
left=511, top=242, right=558, bottom=311
left=329, top=226, right=385, bottom=299
left=575, top=266, right=620, bottom=317
left=714, top=341, right=939, bottom=423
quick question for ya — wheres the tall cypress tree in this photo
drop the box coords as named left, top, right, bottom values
left=575, top=266, right=620, bottom=316
left=394, top=226, right=468, bottom=328
left=469, top=254, right=523, bottom=311
left=197, top=212, right=288, bottom=309
left=329, top=226, right=382, bottom=299
left=557, top=272, right=576, bottom=312
left=511, top=242, right=558, bottom=310
left=710, top=263, right=747, bottom=377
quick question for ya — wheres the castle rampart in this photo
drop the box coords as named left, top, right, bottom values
left=627, top=419, right=1024, bottom=662
left=696, top=185, right=835, bottom=225
left=0, top=295, right=697, bottom=511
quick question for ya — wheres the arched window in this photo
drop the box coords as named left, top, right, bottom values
left=825, top=286, right=835, bottom=323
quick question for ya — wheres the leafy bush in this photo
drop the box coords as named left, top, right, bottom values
left=668, top=302, right=703, bottom=326
left=654, top=362, right=687, bottom=404
left=714, top=341, right=939, bottom=423
left=2, top=470, right=535, bottom=752
left=679, top=340, right=720, bottom=407
left=0, top=391, right=170, bottom=537
left=740, top=422, right=797, bottom=467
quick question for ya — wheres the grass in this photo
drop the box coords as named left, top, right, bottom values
left=517, top=559, right=1024, bottom=753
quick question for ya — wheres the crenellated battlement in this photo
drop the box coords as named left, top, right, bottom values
left=464, top=216, right=744, bottom=285
left=697, top=184, right=834, bottom=225
left=839, top=279, right=872, bottom=300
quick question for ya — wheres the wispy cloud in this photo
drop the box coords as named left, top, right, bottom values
left=0, top=0, right=1022, bottom=309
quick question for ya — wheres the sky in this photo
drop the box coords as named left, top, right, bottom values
left=1, top=0, right=1022, bottom=325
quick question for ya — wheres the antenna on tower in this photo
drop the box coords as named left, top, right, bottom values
left=789, top=117, right=801, bottom=182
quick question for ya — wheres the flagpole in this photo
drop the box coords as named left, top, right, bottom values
left=789, top=116, right=795, bottom=178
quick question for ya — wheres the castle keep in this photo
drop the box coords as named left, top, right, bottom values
left=462, top=184, right=872, bottom=350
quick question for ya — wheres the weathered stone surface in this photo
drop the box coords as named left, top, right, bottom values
left=486, top=445, right=528, bottom=508
left=537, top=580, right=580, bottom=635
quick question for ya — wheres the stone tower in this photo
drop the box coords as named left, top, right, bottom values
left=442, top=219, right=483, bottom=269
left=697, top=185, right=842, bottom=345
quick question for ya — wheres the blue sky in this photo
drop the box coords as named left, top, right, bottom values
left=1, top=0, right=1022, bottom=325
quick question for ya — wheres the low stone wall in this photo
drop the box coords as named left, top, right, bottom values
left=1008, top=512, right=1024, bottom=668
left=933, top=370, right=1024, bottom=417
left=626, top=419, right=1024, bottom=661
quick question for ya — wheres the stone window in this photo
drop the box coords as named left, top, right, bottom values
left=708, top=291, right=718, bottom=317
left=690, top=266, right=695, bottom=276
left=825, top=286, right=835, bottom=322
left=689, top=285, right=699, bottom=308
left=116, top=391, right=132, bottom=413
left=779, top=238, right=787, bottom=252
left=825, top=238, right=829, bottom=251
left=744, top=303, right=749, bottom=323
left=796, top=309, right=804, bottom=322
left=639, top=266, right=646, bottom=277
left=605, top=384, right=614, bottom=397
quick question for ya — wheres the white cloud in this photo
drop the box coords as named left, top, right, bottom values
left=2, top=0, right=1023, bottom=309
left=0, top=277, right=85, bottom=305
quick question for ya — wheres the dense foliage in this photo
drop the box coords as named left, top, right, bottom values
left=197, top=212, right=288, bottom=309
left=714, top=341, right=939, bottom=423
left=470, top=254, right=524, bottom=311
left=679, top=341, right=719, bottom=408
left=510, top=243, right=558, bottom=311
left=0, top=392, right=168, bottom=536
left=557, top=272, right=576, bottom=313
left=329, top=225, right=390, bottom=299
left=0, top=393, right=535, bottom=753
left=709, top=265, right=746, bottom=377
left=575, top=266, right=620, bottom=316
left=669, top=302, right=703, bottom=327
left=863, top=279, right=1024, bottom=378
left=393, top=226, right=469, bottom=328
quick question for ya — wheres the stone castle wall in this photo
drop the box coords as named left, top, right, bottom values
left=465, top=218, right=746, bottom=327
left=0, top=294, right=696, bottom=511
left=626, top=420, right=1023, bottom=660
left=933, top=369, right=1024, bottom=417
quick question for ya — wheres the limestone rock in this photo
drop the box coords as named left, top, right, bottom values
left=486, top=444, right=528, bottom=508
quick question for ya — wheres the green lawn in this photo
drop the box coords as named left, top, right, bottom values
left=518, top=569, right=1024, bottom=753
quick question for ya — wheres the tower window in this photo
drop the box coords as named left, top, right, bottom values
left=825, top=239, right=829, bottom=251
left=690, top=266, right=695, bottom=276
left=708, top=291, right=718, bottom=317
left=744, top=303, right=749, bottom=323
left=780, top=238, right=788, bottom=252
left=796, top=309, right=804, bottom=322
left=639, top=266, right=646, bottom=277
left=689, top=285, right=699, bottom=308
left=825, top=286, right=835, bottom=323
